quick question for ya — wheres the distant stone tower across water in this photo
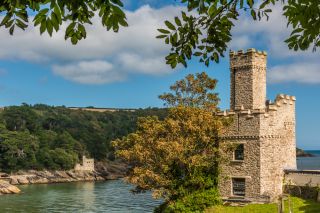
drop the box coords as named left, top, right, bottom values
left=74, top=156, right=94, bottom=172
left=218, top=48, right=296, bottom=202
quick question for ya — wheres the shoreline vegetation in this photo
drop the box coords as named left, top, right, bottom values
left=0, top=160, right=127, bottom=195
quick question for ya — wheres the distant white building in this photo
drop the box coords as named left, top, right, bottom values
left=74, top=156, right=94, bottom=172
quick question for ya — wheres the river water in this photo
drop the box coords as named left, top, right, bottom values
left=297, top=150, right=320, bottom=170
left=0, top=180, right=162, bottom=213
left=1, top=151, right=320, bottom=213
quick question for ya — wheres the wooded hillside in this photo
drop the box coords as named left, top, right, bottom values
left=0, top=104, right=167, bottom=172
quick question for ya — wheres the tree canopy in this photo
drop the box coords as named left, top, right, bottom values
left=159, top=72, right=220, bottom=110
left=113, top=73, right=230, bottom=212
left=0, top=104, right=167, bottom=172
left=1, top=0, right=318, bottom=66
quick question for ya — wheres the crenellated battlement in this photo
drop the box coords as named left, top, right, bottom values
left=229, top=48, right=267, bottom=57
left=217, top=94, right=295, bottom=119
left=266, top=94, right=296, bottom=111
left=229, top=48, right=267, bottom=69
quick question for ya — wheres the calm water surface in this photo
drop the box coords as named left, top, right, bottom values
left=1, top=150, right=320, bottom=212
left=0, top=180, right=162, bottom=213
left=297, top=150, right=320, bottom=170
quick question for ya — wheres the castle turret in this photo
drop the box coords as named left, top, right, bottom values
left=230, top=48, right=267, bottom=110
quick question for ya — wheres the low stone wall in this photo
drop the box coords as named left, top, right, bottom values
left=284, top=170, right=320, bottom=201
left=284, top=185, right=319, bottom=200
left=285, top=170, right=320, bottom=187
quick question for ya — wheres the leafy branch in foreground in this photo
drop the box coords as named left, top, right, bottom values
left=0, top=0, right=128, bottom=44
left=157, top=0, right=320, bottom=68
left=0, top=0, right=318, bottom=66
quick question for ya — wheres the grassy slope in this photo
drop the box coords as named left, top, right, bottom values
left=206, top=197, right=320, bottom=213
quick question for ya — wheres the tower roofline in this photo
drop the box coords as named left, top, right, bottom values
left=229, top=48, right=267, bottom=57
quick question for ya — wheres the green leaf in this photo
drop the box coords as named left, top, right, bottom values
left=213, top=52, right=219, bottom=63
left=165, top=21, right=176, bottom=31
left=181, top=11, right=187, bottom=21
left=174, top=17, right=181, bottom=26
left=158, top=29, right=170, bottom=34
left=0, top=15, right=11, bottom=26
left=247, top=0, right=254, bottom=7
left=66, top=22, right=76, bottom=35
left=46, top=18, right=53, bottom=36
left=54, top=5, right=62, bottom=24
left=71, top=35, right=78, bottom=45
left=251, top=10, right=256, bottom=20
left=208, top=5, right=216, bottom=16
left=240, top=0, right=244, bottom=8
left=78, top=24, right=86, bottom=38
left=5, top=20, right=14, bottom=28
left=51, top=13, right=59, bottom=31
left=16, top=19, right=28, bottom=30
left=259, top=1, right=269, bottom=9
left=9, top=25, right=15, bottom=35
left=16, top=10, right=28, bottom=23
left=40, top=19, right=47, bottom=35
left=156, top=35, right=167, bottom=39
left=119, top=18, right=128, bottom=27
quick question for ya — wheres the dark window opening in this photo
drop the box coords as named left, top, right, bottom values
left=234, top=144, right=244, bottom=160
left=232, top=178, right=245, bottom=196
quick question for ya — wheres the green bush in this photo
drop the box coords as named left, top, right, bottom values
left=155, top=188, right=221, bottom=213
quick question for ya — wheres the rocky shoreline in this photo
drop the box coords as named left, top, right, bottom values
left=296, top=148, right=315, bottom=157
left=0, top=160, right=128, bottom=195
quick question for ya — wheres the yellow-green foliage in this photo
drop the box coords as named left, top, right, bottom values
left=206, top=197, right=320, bottom=213
left=113, top=106, right=226, bottom=200
left=113, top=72, right=230, bottom=212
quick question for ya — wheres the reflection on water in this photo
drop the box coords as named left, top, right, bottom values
left=0, top=180, right=162, bottom=213
left=2, top=156, right=318, bottom=212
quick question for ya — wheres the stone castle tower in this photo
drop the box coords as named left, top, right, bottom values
left=218, top=48, right=296, bottom=202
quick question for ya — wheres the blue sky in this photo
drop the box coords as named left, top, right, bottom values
left=0, top=1, right=319, bottom=149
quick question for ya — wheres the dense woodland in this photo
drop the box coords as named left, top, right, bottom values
left=0, top=104, right=167, bottom=172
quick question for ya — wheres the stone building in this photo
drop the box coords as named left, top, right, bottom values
left=217, top=48, right=296, bottom=202
left=74, top=156, right=95, bottom=172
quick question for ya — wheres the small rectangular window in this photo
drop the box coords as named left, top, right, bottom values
left=234, top=144, right=244, bottom=160
left=232, top=178, right=245, bottom=196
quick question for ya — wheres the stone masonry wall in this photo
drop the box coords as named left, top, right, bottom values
left=218, top=48, right=296, bottom=203
left=259, top=95, right=296, bottom=201
left=219, top=138, right=261, bottom=200
left=74, top=156, right=94, bottom=172
left=218, top=110, right=263, bottom=201
left=230, top=49, right=267, bottom=110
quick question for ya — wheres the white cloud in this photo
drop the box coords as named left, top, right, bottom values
left=269, top=63, right=320, bottom=84
left=230, top=3, right=320, bottom=84
left=0, top=5, right=183, bottom=84
left=118, top=53, right=170, bottom=75
left=1, top=3, right=318, bottom=85
left=52, top=60, right=125, bottom=84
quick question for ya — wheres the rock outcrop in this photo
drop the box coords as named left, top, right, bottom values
left=296, top=148, right=315, bottom=157
left=0, top=160, right=128, bottom=187
left=0, top=180, right=20, bottom=195
left=95, top=160, right=128, bottom=180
